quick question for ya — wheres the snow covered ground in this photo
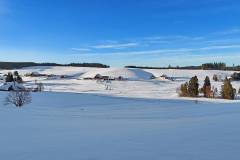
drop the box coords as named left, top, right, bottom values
left=1, top=66, right=239, bottom=102
left=0, top=66, right=240, bottom=159
left=0, top=91, right=240, bottom=160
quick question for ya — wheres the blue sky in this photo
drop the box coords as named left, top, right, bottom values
left=0, top=0, right=240, bottom=67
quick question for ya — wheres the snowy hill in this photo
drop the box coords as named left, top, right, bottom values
left=145, top=69, right=234, bottom=81
left=19, top=66, right=93, bottom=76
left=80, top=68, right=154, bottom=80
left=0, top=66, right=239, bottom=102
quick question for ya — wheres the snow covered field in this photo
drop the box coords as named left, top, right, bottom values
left=0, top=66, right=240, bottom=160
left=0, top=92, right=240, bottom=160
left=1, top=66, right=240, bottom=102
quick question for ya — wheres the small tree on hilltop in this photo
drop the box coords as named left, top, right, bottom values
left=188, top=76, right=199, bottom=97
left=221, top=78, right=235, bottom=100
left=203, top=76, right=211, bottom=98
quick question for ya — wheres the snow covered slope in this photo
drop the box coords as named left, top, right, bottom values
left=0, top=67, right=240, bottom=159
left=80, top=68, right=154, bottom=80
left=19, top=66, right=94, bottom=76
left=0, top=91, right=240, bottom=160
left=0, top=66, right=240, bottom=102
left=145, top=69, right=234, bottom=81
left=0, top=82, right=25, bottom=91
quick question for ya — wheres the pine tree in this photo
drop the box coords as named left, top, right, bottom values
left=221, top=78, right=235, bottom=100
left=203, top=76, right=211, bottom=98
left=188, top=76, right=199, bottom=97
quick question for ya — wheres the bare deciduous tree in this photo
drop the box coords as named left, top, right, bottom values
left=37, top=82, right=44, bottom=92
left=5, top=91, right=32, bottom=107
left=105, top=79, right=112, bottom=90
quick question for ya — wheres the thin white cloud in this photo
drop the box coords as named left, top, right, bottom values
left=199, top=44, right=240, bottom=50
left=143, top=35, right=205, bottom=44
left=70, top=28, right=240, bottom=56
left=202, top=38, right=240, bottom=44
left=144, top=35, right=187, bottom=41
left=71, top=48, right=91, bottom=52
left=71, top=44, right=240, bottom=57
left=214, top=28, right=240, bottom=35
left=92, top=42, right=138, bottom=49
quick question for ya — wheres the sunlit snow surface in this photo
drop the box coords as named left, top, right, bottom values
left=0, top=92, right=240, bottom=160
left=0, top=66, right=240, bottom=160
left=1, top=66, right=239, bottom=102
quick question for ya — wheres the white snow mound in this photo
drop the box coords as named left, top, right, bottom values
left=80, top=68, right=154, bottom=80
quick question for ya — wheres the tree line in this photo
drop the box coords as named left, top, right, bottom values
left=126, top=62, right=240, bottom=71
left=0, top=62, right=110, bottom=69
left=179, top=75, right=237, bottom=100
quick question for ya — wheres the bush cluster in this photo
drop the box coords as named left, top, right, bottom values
left=179, top=75, right=236, bottom=100
left=5, top=71, right=23, bottom=83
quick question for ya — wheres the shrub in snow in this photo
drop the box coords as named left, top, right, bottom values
left=5, top=71, right=23, bottom=83
left=5, top=72, right=14, bottom=82
left=13, top=71, right=23, bottom=83
left=221, top=78, right=236, bottom=100
left=213, top=74, right=218, bottom=82
left=36, top=82, right=44, bottom=92
left=179, top=82, right=188, bottom=97
left=5, top=91, right=32, bottom=107
left=231, top=72, right=240, bottom=81
left=32, top=81, right=44, bottom=92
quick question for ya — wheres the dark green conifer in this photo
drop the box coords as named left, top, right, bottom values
left=203, top=76, right=211, bottom=98
left=188, top=76, right=199, bottom=97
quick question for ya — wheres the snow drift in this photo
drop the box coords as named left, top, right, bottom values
left=0, top=82, right=25, bottom=91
